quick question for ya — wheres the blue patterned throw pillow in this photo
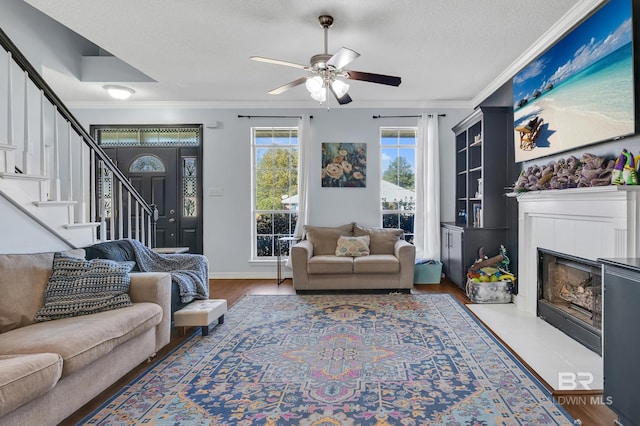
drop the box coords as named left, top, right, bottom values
left=36, top=252, right=135, bottom=321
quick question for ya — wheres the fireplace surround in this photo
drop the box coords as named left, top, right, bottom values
left=517, top=186, right=640, bottom=340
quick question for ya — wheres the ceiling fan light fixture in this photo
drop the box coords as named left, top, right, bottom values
left=331, top=79, right=349, bottom=98
left=305, top=76, right=324, bottom=95
left=310, top=87, right=327, bottom=102
left=104, top=84, right=135, bottom=100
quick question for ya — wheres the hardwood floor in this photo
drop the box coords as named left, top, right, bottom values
left=61, top=279, right=617, bottom=425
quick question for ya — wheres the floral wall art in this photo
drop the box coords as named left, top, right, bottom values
left=321, top=143, right=367, bottom=188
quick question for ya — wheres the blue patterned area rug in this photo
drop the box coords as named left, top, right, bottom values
left=82, top=294, right=575, bottom=425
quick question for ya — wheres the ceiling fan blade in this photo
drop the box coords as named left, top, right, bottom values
left=250, top=56, right=308, bottom=70
left=327, top=47, right=360, bottom=70
left=346, top=70, right=401, bottom=87
left=268, top=77, right=308, bottom=95
left=329, top=84, right=353, bottom=105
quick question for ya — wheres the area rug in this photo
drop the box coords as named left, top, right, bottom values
left=82, top=294, right=574, bottom=425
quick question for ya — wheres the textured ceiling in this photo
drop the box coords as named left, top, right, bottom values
left=22, top=0, right=593, bottom=108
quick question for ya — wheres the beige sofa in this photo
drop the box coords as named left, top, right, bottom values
left=0, top=250, right=172, bottom=426
left=291, top=223, right=415, bottom=291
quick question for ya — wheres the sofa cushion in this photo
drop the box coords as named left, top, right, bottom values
left=354, top=225, right=404, bottom=255
left=335, top=235, right=370, bottom=257
left=304, top=223, right=354, bottom=255
left=307, top=255, right=354, bottom=274
left=0, top=249, right=85, bottom=333
left=353, top=255, right=400, bottom=273
left=35, top=252, right=135, bottom=322
left=0, top=303, right=162, bottom=377
left=0, top=353, right=63, bottom=416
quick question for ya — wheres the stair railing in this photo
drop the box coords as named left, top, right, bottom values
left=0, top=27, right=156, bottom=247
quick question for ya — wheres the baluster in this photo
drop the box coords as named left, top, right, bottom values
left=89, top=149, right=95, bottom=222
left=67, top=121, right=73, bottom=202
left=118, top=180, right=123, bottom=239
left=79, top=142, right=86, bottom=223
left=3, top=51, right=14, bottom=174
left=39, top=90, right=45, bottom=177
left=141, top=209, right=146, bottom=246
left=22, top=71, right=31, bottom=174
left=52, top=110, right=60, bottom=201
left=147, top=214, right=152, bottom=247
left=109, top=180, right=115, bottom=240
left=135, top=201, right=140, bottom=241
left=127, top=191, right=132, bottom=238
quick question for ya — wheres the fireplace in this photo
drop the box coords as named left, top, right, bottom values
left=537, top=249, right=601, bottom=354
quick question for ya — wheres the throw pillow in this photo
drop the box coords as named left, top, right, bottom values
left=35, top=252, right=135, bottom=322
left=304, top=223, right=355, bottom=255
left=335, top=235, right=370, bottom=257
left=354, top=224, right=404, bottom=254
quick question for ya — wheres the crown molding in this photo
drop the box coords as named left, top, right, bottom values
left=65, top=99, right=475, bottom=110
left=472, top=0, right=606, bottom=107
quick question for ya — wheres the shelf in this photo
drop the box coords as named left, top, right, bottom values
left=469, top=140, right=482, bottom=147
left=457, top=170, right=467, bottom=176
left=457, top=147, right=467, bottom=154
left=468, top=166, right=482, bottom=173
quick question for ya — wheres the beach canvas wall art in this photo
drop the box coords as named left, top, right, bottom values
left=513, top=0, right=635, bottom=162
left=321, top=143, right=367, bottom=187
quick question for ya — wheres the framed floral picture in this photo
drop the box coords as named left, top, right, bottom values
left=321, top=143, right=366, bottom=187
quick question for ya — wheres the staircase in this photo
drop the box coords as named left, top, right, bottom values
left=0, top=27, right=156, bottom=250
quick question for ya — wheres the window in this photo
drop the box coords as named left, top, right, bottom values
left=380, top=127, right=416, bottom=243
left=252, top=128, right=299, bottom=259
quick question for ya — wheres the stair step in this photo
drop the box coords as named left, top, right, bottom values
left=0, top=172, right=48, bottom=181
left=33, top=200, right=77, bottom=207
left=64, top=222, right=101, bottom=230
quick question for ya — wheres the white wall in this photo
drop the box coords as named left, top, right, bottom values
left=71, top=107, right=470, bottom=277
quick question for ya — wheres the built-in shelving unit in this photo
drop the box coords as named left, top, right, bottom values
left=442, top=106, right=512, bottom=289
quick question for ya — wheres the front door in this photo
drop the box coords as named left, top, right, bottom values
left=94, top=125, right=203, bottom=254
left=118, top=147, right=178, bottom=248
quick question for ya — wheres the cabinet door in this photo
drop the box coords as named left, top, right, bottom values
left=448, top=229, right=464, bottom=289
left=440, top=227, right=450, bottom=273
left=603, top=266, right=640, bottom=425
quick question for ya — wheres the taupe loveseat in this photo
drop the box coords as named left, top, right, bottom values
left=0, top=250, right=172, bottom=426
left=291, top=223, right=415, bottom=291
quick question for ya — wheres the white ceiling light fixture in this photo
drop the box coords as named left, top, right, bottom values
left=103, top=84, right=135, bottom=100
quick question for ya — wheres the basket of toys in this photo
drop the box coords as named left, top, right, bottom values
left=466, top=245, right=516, bottom=304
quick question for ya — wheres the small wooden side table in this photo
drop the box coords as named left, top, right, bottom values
left=277, top=236, right=300, bottom=285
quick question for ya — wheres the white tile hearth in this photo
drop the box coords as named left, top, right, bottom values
left=467, top=303, right=603, bottom=392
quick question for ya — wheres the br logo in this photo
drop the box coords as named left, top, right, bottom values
left=558, top=372, right=594, bottom=390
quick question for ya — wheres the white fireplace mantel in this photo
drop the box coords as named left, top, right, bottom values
left=516, top=186, right=640, bottom=314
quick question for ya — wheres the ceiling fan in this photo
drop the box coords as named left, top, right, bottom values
left=250, top=15, right=401, bottom=105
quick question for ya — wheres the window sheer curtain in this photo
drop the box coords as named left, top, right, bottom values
left=285, top=115, right=311, bottom=269
left=415, top=113, right=441, bottom=260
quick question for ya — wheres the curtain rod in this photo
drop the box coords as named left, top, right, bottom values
left=372, top=114, right=446, bottom=119
left=238, top=115, right=313, bottom=119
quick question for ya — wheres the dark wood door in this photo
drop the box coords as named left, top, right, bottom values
left=101, top=146, right=203, bottom=254
left=117, top=147, right=178, bottom=248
